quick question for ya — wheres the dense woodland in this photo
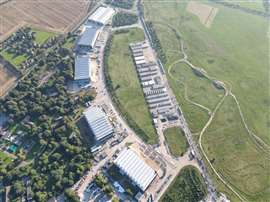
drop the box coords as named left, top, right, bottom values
left=161, top=166, right=207, bottom=202
left=0, top=34, right=95, bottom=201
left=105, top=0, right=134, bottom=9
left=112, top=12, right=138, bottom=27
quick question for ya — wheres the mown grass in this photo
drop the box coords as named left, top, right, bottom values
left=32, top=28, right=57, bottom=45
left=106, top=28, right=158, bottom=144
left=0, top=50, right=28, bottom=67
left=143, top=0, right=269, bottom=201
left=164, top=127, right=188, bottom=157
left=160, top=165, right=207, bottom=202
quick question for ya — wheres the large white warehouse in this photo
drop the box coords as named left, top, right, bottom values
left=88, top=6, right=115, bottom=25
left=84, top=106, right=114, bottom=142
left=114, top=149, right=157, bottom=191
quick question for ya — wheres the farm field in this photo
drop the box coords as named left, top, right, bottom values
left=160, top=166, right=207, bottom=202
left=0, top=0, right=91, bottom=41
left=105, top=28, right=158, bottom=144
left=0, top=64, right=18, bottom=97
left=163, top=127, right=188, bottom=157
left=143, top=0, right=269, bottom=201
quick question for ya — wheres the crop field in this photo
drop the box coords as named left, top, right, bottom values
left=0, top=64, right=18, bottom=97
left=106, top=28, right=158, bottom=144
left=143, top=0, right=269, bottom=201
left=164, top=127, right=188, bottom=157
left=0, top=0, right=91, bottom=41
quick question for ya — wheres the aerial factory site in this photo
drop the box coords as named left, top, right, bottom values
left=0, top=0, right=269, bottom=202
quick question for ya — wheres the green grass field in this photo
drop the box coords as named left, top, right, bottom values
left=143, top=0, right=269, bottom=201
left=0, top=151, right=13, bottom=169
left=32, top=28, right=57, bottom=45
left=164, top=127, right=188, bottom=156
left=0, top=50, right=28, bottom=67
left=160, top=166, right=207, bottom=202
left=223, top=0, right=266, bottom=12
left=106, top=28, right=158, bottom=144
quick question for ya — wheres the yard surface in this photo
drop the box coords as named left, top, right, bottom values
left=160, top=166, right=206, bottom=202
left=164, top=127, right=188, bottom=157
left=143, top=0, right=269, bottom=201
left=106, top=28, right=158, bottom=144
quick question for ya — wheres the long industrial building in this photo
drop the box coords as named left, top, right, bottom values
left=74, top=54, right=91, bottom=85
left=114, top=149, right=157, bottom=191
left=88, top=6, right=115, bottom=25
left=83, top=106, right=114, bottom=142
left=77, top=25, right=101, bottom=51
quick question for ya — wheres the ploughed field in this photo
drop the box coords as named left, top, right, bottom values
left=143, top=0, right=270, bottom=201
left=0, top=0, right=90, bottom=41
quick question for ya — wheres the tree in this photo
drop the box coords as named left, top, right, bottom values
left=64, top=189, right=80, bottom=202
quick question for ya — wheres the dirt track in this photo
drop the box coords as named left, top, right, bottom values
left=0, top=0, right=91, bottom=41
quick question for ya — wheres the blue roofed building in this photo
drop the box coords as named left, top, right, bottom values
left=77, top=25, right=101, bottom=51
left=83, top=106, right=114, bottom=142
left=74, top=54, right=91, bottom=86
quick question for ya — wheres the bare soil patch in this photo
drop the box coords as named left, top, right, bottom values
left=0, top=64, right=18, bottom=97
left=0, top=0, right=91, bottom=41
left=186, top=1, right=218, bottom=28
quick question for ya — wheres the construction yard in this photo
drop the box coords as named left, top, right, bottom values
left=0, top=0, right=92, bottom=41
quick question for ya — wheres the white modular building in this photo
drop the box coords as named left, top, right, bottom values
left=114, top=149, right=157, bottom=191
left=83, top=106, right=114, bottom=142
left=74, top=54, right=91, bottom=85
left=88, top=6, right=115, bottom=25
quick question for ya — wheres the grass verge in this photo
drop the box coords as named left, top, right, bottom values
left=164, top=127, right=188, bottom=157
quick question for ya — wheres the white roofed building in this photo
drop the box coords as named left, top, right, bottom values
left=114, top=149, right=157, bottom=191
left=83, top=106, right=114, bottom=142
left=74, top=54, right=91, bottom=85
left=88, top=6, right=115, bottom=25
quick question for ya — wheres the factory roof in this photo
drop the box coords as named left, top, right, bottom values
left=83, top=106, right=114, bottom=141
left=114, top=149, right=157, bottom=191
left=78, top=26, right=100, bottom=48
left=89, top=6, right=115, bottom=25
left=74, top=54, right=91, bottom=81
